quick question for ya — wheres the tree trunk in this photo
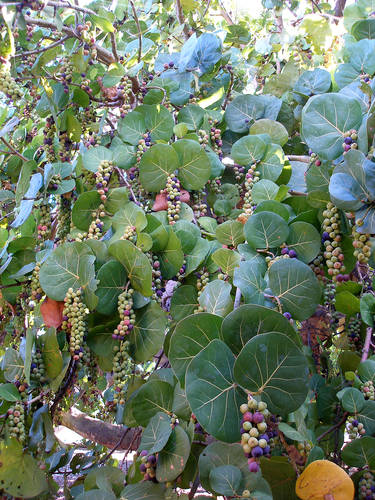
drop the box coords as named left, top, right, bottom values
left=60, top=408, right=141, bottom=451
left=334, top=0, right=346, bottom=17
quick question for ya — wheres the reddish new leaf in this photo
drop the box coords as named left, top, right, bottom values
left=153, top=190, right=190, bottom=211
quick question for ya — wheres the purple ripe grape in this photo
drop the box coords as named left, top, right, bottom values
left=289, top=249, right=297, bottom=258
left=322, top=231, right=330, bottom=241
left=251, top=446, right=263, bottom=458
left=263, top=445, right=271, bottom=455
left=243, top=412, right=253, bottom=422
left=148, top=455, right=156, bottom=464
left=139, top=463, right=146, bottom=472
left=283, top=312, right=292, bottom=320
left=252, top=412, right=264, bottom=424
left=344, top=144, right=351, bottom=152
left=281, top=247, right=289, bottom=255
left=140, top=450, right=148, bottom=457
left=365, top=77, right=370, bottom=82
left=248, top=461, right=259, bottom=473
left=344, top=137, right=353, bottom=145
left=260, top=433, right=269, bottom=442
left=169, top=61, right=174, bottom=68
left=352, top=419, right=359, bottom=426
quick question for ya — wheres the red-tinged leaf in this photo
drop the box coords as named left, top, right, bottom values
left=153, top=190, right=190, bottom=212
left=40, top=298, right=64, bottom=328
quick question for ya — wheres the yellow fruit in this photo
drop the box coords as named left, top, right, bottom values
left=296, top=460, right=354, bottom=500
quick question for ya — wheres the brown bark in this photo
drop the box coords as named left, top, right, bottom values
left=334, top=0, right=346, bottom=17
left=60, top=407, right=141, bottom=451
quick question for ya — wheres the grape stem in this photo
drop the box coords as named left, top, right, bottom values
left=362, top=327, right=373, bottom=362
left=316, top=412, right=348, bottom=442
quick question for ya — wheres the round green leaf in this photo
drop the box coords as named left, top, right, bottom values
left=142, top=104, right=174, bottom=142
left=169, top=312, right=223, bottom=387
left=96, top=260, right=127, bottom=315
left=215, top=220, right=245, bottom=247
left=342, top=436, right=375, bottom=468
left=222, top=304, right=301, bottom=355
left=286, top=221, right=321, bottom=263
left=128, top=301, right=167, bottom=362
left=233, top=259, right=267, bottom=305
left=132, top=380, right=174, bottom=427
left=108, top=240, right=152, bottom=296
left=251, top=179, right=279, bottom=204
left=301, top=93, right=363, bottom=160
left=39, top=242, right=95, bottom=301
left=170, top=285, right=198, bottom=323
left=121, top=483, right=165, bottom=500
left=117, top=111, right=146, bottom=145
left=156, top=426, right=191, bottom=482
left=82, top=146, right=113, bottom=173
left=234, top=332, right=309, bottom=414
left=72, top=191, right=101, bottom=231
left=250, top=119, right=288, bottom=146
left=139, top=412, right=172, bottom=455
left=341, top=387, right=365, bottom=413
left=209, top=465, right=244, bottom=497
left=198, top=280, right=233, bottom=316
left=178, top=104, right=205, bottom=130
left=212, top=248, right=241, bottom=276
left=257, top=144, right=285, bottom=181
left=268, top=259, right=321, bottom=320
left=139, top=144, right=178, bottom=192
left=244, top=211, right=289, bottom=249
left=254, top=200, right=290, bottom=221
left=225, top=95, right=265, bottom=133
left=231, top=134, right=269, bottom=166
left=186, top=339, right=245, bottom=442
left=172, top=139, right=211, bottom=190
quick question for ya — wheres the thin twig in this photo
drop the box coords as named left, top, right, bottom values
left=110, top=31, right=119, bottom=62
left=129, top=0, right=142, bottom=63
left=188, top=475, right=201, bottom=500
left=316, top=412, right=348, bottom=442
left=202, top=0, right=212, bottom=17
left=0, top=137, right=28, bottom=162
left=116, top=167, right=138, bottom=204
left=99, top=427, right=131, bottom=465
left=13, top=35, right=71, bottom=58
left=46, top=0, right=96, bottom=15
left=0, top=281, right=27, bottom=289
left=362, top=327, right=373, bottom=362
left=120, top=428, right=142, bottom=467
left=175, top=0, right=190, bottom=39
left=222, top=68, right=234, bottom=110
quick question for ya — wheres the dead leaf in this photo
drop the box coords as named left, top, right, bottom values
left=40, top=298, right=64, bottom=328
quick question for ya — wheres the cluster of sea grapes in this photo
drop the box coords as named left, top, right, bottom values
left=95, top=160, right=113, bottom=202
left=136, top=133, right=152, bottom=162
left=0, top=63, right=23, bottom=101
left=362, top=381, right=375, bottom=400
left=30, top=349, right=47, bottom=384
left=347, top=317, right=361, bottom=349
left=139, top=450, right=157, bottom=481
left=151, top=258, right=164, bottom=300
left=166, top=175, right=181, bottom=225
left=48, top=173, right=62, bottom=191
left=112, top=289, right=135, bottom=340
left=323, top=282, right=336, bottom=309
left=58, top=131, right=73, bottom=162
left=62, top=288, right=88, bottom=360
left=42, top=116, right=56, bottom=162
left=56, top=196, right=71, bottom=241
left=37, top=202, right=51, bottom=241
left=265, top=253, right=290, bottom=268
left=352, top=226, right=372, bottom=264
left=322, top=202, right=345, bottom=279
left=208, top=177, right=222, bottom=194
left=233, top=163, right=245, bottom=182
left=119, top=75, right=133, bottom=117
left=240, top=397, right=272, bottom=473
left=242, top=164, right=260, bottom=216
left=342, top=129, right=358, bottom=153
left=198, top=129, right=209, bottom=147
left=30, top=263, right=43, bottom=301
left=297, top=441, right=312, bottom=458
left=359, top=471, right=375, bottom=500
left=58, top=56, right=74, bottom=93
left=112, top=340, right=132, bottom=406
left=209, top=120, right=223, bottom=159
left=7, top=402, right=26, bottom=442
left=120, top=224, right=137, bottom=243
left=78, top=21, right=96, bottom=58
left=346, top=416, right=366, bottom=439
left=192, top=190, right=207, bottom=218
left=87, top=204, right=106, bottom=240
left=310, top=253, right=325, bottom=280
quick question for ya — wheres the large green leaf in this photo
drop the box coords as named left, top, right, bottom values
left=159, top=228, right=184, bottom=279
left=42, top=328, right=63, bottom=379
left=108, top=240, right=152, bottom=296
left=268, top=259, right=321, bottom=320
left=234, top=333, right=309, bottom=414
left=286, top=221, right=321, bottom=263
left=139, top=144, right=178, bottom=192
left=185, top=339, right=244, bottom=442
left=96, top=261, right=127, bottom=315
left=233, top=260, right=266, bottom=305
left=120, top=482, right=165, bottom=500
left=172, top=139, right=211, bottom=190
left=221, top=304, right=301, bottom=355
left=39, top=242, right=95, bottom=301
left=169, top=285, right=198, bottom=322
left=128, top=301, right=167, bottom=362
left=244, top=211, right=289, bottom=249
left=301, top=93, right=363, bottom=160
left=117, top=111, right=146, bottom=145
left=199, top=441, right=259, bottom=494
left=212, top=248, right=241, bottom=276
left=0, top=439, right=48, bottom=498
left=225, top=95, right=265, bottom=133
left=215, top=220, right=245, bottom=247
left=260, top=456, right=298, bottom=500
left=198, top=280, right=233, bottom=316
left=342, top=437, right=375, bottom=468
left=156, top=425, right=191, bottom=482
left=209, top=465, right=244, bottom=497
left=139, top=412, right=172, bottom=455
left=1, top=348, right=24, bottom=382
left=81, top=146, right=113, bottom=173
left=131, top=380, right=174, bottom=427
left=250, top=119, right=288, bottom=146
left=231, top=134, right=269, bottom=166
left=169, top=313, right=223, bottom=387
